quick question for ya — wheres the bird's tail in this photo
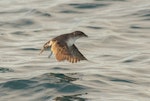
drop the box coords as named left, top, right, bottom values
left=39, top=47, right=45, bottom=55
left=39, top=40, right=51, bottom=55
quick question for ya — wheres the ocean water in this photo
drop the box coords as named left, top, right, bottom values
left=0, top=0, right=150, bottom=101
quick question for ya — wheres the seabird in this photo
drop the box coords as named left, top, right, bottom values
left=39, top=31, right=88, bottom=63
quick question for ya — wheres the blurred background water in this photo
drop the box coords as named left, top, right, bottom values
left=0, top=0, right=150, bottom=101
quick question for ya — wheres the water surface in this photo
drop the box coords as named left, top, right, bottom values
left=0, top=0, right=150, bottom=101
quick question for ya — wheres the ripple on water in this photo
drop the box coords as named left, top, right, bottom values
left=58, top=84, right=84, bottom=93
left=60, top=10, right=82, bottom=14
left=131, top=9, right=150, bottom=20
left=21, top=48, right=40, bottom=51
left=0, top=67, right=14, bottom=73
left=2, top=80, right=37, bottom=89
left=130, top=25, right=149, bottom=29
left=85, top=26, right=103, bottom=29
left=95, top=0, right=126, bottom=1
left=52, top=67, right=70, bottom=70
left=0, top=19, right=35, bottom=28
left=11, top=31, right=25, bottom=35
left=10, top=31, right=31, bottom=37
left=28, top=9, right=51, bottom=17
left=121, top=54, right=149, bottom=63
left=0, top=8, right=29, bottom=14
left=0, top=73, right=87, bottom=101
left=69, top=3, right=109, bottom=9
left=13, top=19, right=34, bottom=27
left=110, top=78, right=134, bottom=83
left=94, top=74, right=134, bottom=84
left=142, top=13, right=150, bottom=17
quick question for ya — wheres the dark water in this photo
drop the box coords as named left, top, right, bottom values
left=0, top=0, right=150, bottom=101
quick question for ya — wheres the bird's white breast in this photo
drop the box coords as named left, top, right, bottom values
left=66, top=37, right=78, bottom=47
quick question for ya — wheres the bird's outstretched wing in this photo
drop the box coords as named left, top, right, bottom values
left=51, top=41, right=85, bottom=63
left=70, top=44, right=87, bottom=60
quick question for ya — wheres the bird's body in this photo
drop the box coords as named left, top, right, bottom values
left=40, top=31, right=88, bottom=63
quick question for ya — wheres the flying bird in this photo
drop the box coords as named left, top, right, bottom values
left=39, top=31, right=88, bottom=63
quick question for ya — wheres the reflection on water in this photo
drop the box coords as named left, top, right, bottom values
left=0, top=73, right=86, bottom=101
left=0, top=0, right=150, bottom=101
left=49, top=73, right=79, bottom=83
left=54, top=93, right=88, bottom=101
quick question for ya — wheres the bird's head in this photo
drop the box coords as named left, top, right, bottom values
left=72, top=31, right=88, bottom=38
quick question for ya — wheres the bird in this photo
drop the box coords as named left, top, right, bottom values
left=39, top=31, right=88, bottom=63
